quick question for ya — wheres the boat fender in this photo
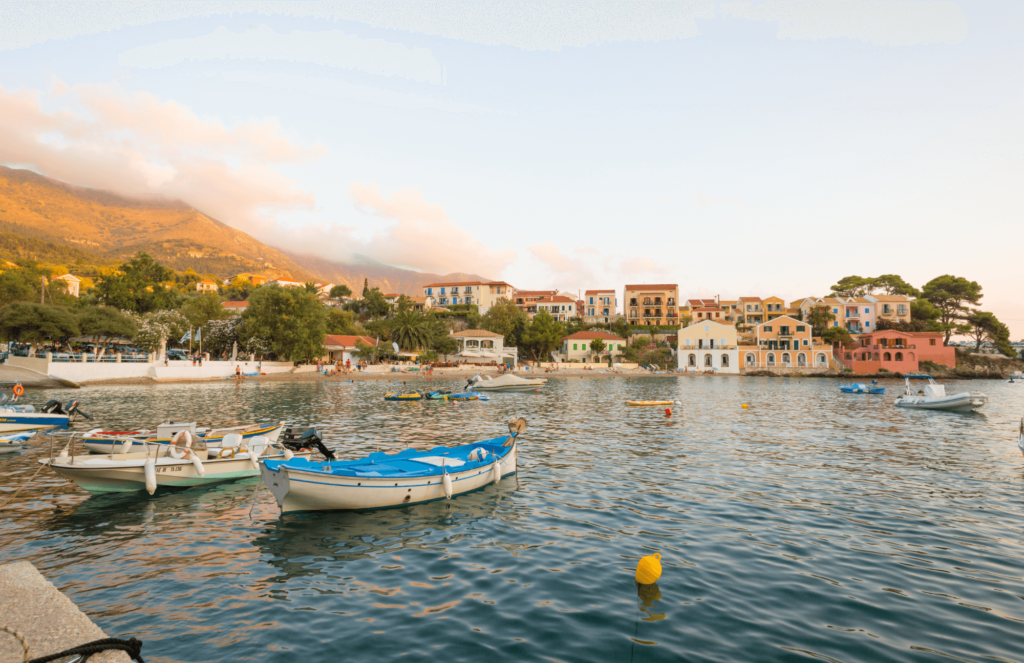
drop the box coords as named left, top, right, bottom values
left=169, top=430, right=192, bottom=459
left=282, top=448, right=294, bottom=460
left=442, top=470, right=453, bottom=499
left=120, top=438, right=134, bottom=455
left=144, top=458, right=157, bottom=495
left=492, top=459, right=501, bottom=485
left=191, top=451, right=206, bottom=476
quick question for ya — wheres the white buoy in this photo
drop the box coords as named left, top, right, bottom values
left=492, top=459, right=501, bottom=485
left=120, top=438, right=134, bottom=455
left=283, top=448, right=294, bottom=460
left=144, top=457, right=157, bottom=495
left=442, top=470, right=453, bottom=499
left=191, top=451, right=206, bottom=476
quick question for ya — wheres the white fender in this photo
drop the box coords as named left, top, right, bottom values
left=283, top=447, right=294, bottom=460
left=169, top=430, right=192, bottom=459
left=191, top=451, right=206, bottom=476
left=492, top=459, right=501, bottom=485
left=120, top=438, right=134, bottom=455
left=144, top=458, right=157, bottom=495
left=442, top=470, right=453, bottom=499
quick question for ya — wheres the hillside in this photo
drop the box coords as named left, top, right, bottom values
left=0, top=166, right=487, bottom=294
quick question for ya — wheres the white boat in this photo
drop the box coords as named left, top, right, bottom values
left=0, top=383, right=90, bottom=433
left=1009, top=371, right=1023, bottom=383
left=466, top=374, right=547, bottom=392
left=260, top=419, right=526, bottom=513
left=1018, top=417, right=1024, bottom=457
left=81, top=420, right=284, bottom=454
left=0, top=431, right=35, bottom=454
left=42, top=430, right=310, bottom=494
left=894, top=375, right=987, bottom=412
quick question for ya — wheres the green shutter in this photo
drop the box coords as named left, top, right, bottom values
left=573, top=343, right=577, bottom=350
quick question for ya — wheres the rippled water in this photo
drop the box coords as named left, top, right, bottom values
left=3, top=376, right=1024, bottom=662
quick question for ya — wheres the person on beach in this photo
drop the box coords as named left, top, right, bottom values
left=235, top=365, right=241, bottom=379
left=192, top=356, right=197, bottom=367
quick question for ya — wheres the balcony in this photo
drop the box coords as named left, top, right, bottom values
left=667, top=299, right=676, bottom=306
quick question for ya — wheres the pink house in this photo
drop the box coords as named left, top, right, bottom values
left=838, top=330, right=954, bottom=374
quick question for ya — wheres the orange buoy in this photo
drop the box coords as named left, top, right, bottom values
left=664, top=408, right=671, bottom=417
left=636, top=553, right=662, bottom=585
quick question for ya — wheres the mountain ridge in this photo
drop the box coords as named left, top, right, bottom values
left=0, top=165, right=488, bottom=294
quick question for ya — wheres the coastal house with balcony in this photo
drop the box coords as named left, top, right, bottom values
left=763, top=296, right=787, bottom=321
left=53, top=273, right=82, bottom=297
left=558, top=331, right=626, bottom=363
left=536, top=295, right=577, bottom=321
left=515, top=290, right=557, bottom=317
left=737, top=297, right=764, bottom=327
left=448, top=329, right=518, bottom=366
left=583, top=290, right=618, bottom=323
left=836, top=330, right=951, bottom=374
left=423, top=281, right=515, bottom=314
left=625, top=284, right=679, bottom=326
left=740, top=316, right=833, bottom=371
left=323, top=335, right=380, bottom=363
left=677, top=321, right=739, bottom=374
left=196, top=279, right=218, bottom=293
left=868, top=295, right=912, bottom=325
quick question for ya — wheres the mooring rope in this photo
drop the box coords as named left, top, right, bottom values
left=0, top=463, right=47, bottom=509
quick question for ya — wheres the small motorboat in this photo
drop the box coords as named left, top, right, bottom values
left=466, top=374, right=546, bottom=392
left=894, top=375, right=987, bottom=412
left=80, top=421, right=284, bottom=454
left=1009, top=372, right=1023, bottom=384
left=426, top=391, right=489, bottom=401
left=0, top=383, right=91, bottom=433
left=840, top=383, right=886, bottom=394
left=260, top=418, right=526, bottom=513
left=1017, top=417, right=1023, bottom=457
left=384, top=391, right=423, bottom=401
left=626, top=400, right=675, bottom=406
left=42, top=429, right=315, bottom=495
left=0, top=431, right=35, bottom=454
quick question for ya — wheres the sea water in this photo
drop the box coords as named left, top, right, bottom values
left=2, top=376, right=1023, bottom=662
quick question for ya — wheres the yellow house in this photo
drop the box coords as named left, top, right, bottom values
left=624, top=284, right=679, bottom=326
left=763, top=296, right=786, bottom=320
left=739, top=316, right=833, bottom=370
left=677, top=321, right=739, bottom=373
left=872, top=295, right=912, bottom=325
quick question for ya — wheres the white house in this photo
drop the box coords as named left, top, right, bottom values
left=196, top=279, right=218, bottom=293
left=53, top=274, right=82, bottom=297
left=536, top=295, right=577, bottom=321
left=270, top=279, right=305, bottom=288
left=677, top=321, right=739, bottom=374
left=323, top=335, right=379, bottom=363
left=447, top=329, right=517, bottom=366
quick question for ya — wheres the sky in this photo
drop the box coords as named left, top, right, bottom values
left=0, top=1, right=1021, bottom=337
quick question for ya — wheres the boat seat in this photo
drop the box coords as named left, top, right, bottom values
left=222, top=433, right=243, bottom=449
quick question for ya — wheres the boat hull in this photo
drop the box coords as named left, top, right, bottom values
left=82, top=423, right=283, bottom=454
left=261, top=443, right=518, bottom=514
left=895, top=393, right=987, bottom=412
left=0, top=413, right=68, bottom=433
left=46, top=450, right=307, bottom=494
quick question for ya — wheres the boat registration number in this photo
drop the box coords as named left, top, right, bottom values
left=156, top=466, right=184, bottom=473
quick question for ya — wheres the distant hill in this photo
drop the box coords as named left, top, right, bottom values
left=0, top=166, right=488, bottom=294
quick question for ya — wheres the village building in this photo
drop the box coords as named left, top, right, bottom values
left=763, top=296, right=787, bottom=321
left=624, top=284, right=679, bottom=326
left=536, top=295, right=577, bottom=321
left=196, top=279, right=218, bottom=293
left=869, top=295, right=912, bottom=326
left=423, top=281, right=515, bottom=314
left=677, top=321, right=739, bottom=373
left=582, top=289, right=619, bottom=323
left=221, top=300, right=249, bottom=314
left=323, top=335, right=379, bottom=364
left=740, top=316, right=833, bottom=370
left=514, top=290, right=558, bottom=317
left=737, top=297, right=764, bottom=327
left=447, top=329, right=517, bottom=366
left=558, top=331, right=627, bottom=363
left=53, top=273, right=81, bottom=297
left=837, top=330, right=952, bottom=374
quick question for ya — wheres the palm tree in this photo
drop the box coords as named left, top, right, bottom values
left=389, top=310, right=432, bottom=351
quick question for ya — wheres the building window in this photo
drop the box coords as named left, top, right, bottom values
left=764, top=326, right=772, bottom=332
left=581, top=344, right=587, bottom=351
left=767, top=353, right=776, bottom=366
left=685, top=338, right=692, bottom=347
left=833, top=308, right=839, bottom=314
left=745, top=353, right=755, bottom=366
left=688, top=353, right=696, bottom=367
left=833, top=322, right=838, bottom=327
left=930, top=339, right=936, bottom=346
left=782, top=353, right=791, bottom=366
left=797, top=353, right=806, bottom=366
left=704, top=325, right=710, bottom=332
left=720, top=338, right=726, bottom=347
left=796, top=325, right=806, bottom=332
left=573, top=344, right=577, bottom=350
left=427, top=288, right=432, bottom=295
left=884, top=352, right=891, bottom=361
left=704, top=354, right=713, bottom=367
left=895, top=352, right=903, bottom=361
left=721, top=354, right=729, bottom=367
left=817, top=353, right=827, bottom=366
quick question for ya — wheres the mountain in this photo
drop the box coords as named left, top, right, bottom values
left=0, top=166, right=487, bottom=294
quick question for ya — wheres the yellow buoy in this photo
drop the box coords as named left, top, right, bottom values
left=742, top=403, right=748, bottom=409
left=635, top=553, right=662, bottom=585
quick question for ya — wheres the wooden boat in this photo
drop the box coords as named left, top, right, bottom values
left=626, top=400, right=675, bottom=406
left=383, top=391, right=423, bottom=401
left=466, top=374, right=546, bottom=392
left=840, top=383, right=885, bottom=394
left=42, top=430, right=311, bottom=494
left=894, top=375, right=987, bottom=412
left=426, top=391, right=489, bottom=401
left=260, top=418, right=526, bottom=513
left=81, top=421, right=284, bottom=454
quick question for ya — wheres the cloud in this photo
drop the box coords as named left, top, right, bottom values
left=1, top=1, right=714, bottom=53
left=529, top=242, right=594, bottom=282
left=721, top=1, right=968, bottom=46
left=119, top=25, right=443, bottom=84
left=523, top=243, right=671, bottom=296
left=348, top=183, right=516, bottom=276
left=0, top=83, right=324, bottom=235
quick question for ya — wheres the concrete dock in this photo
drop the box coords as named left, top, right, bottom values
left=0, top=562, right=131, bottom=662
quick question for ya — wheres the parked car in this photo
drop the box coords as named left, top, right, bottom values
left=165, top=349, right=188, bottom=361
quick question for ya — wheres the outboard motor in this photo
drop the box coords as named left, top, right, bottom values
left=41, top=399, right=65, bottom=414
left=66, top=399, right=91, bottom=422
left=281, top=426, right=336, bottom=460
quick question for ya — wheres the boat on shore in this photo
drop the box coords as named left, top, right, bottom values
left=0, top=383, right=90, bottom=433
left=260, top=418, right=526, bottom=513
left=840, top=383, right=885, bottom=394
left=466, top=374, right=546, bottom=392
left=43, top=430, right=311, bottom=494
left=426, top=391, right=489, bottom=401
left=894, top=375, right=987, bottom=412
left=80, top=421, right=284, bottom=454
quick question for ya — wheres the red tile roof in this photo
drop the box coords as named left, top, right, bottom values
left=584, top=289, right=616, bottom=294
left=324, top=335, right=378, bottom=348
left=739, top=296, right=762, bottom=302
left=538, top=296, right=577, bottom=304
left=563, top=331, right=626, bottom=342
left=625, top=284, right=678, bottom=291
left=222, top=300, right=248, bottom=308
